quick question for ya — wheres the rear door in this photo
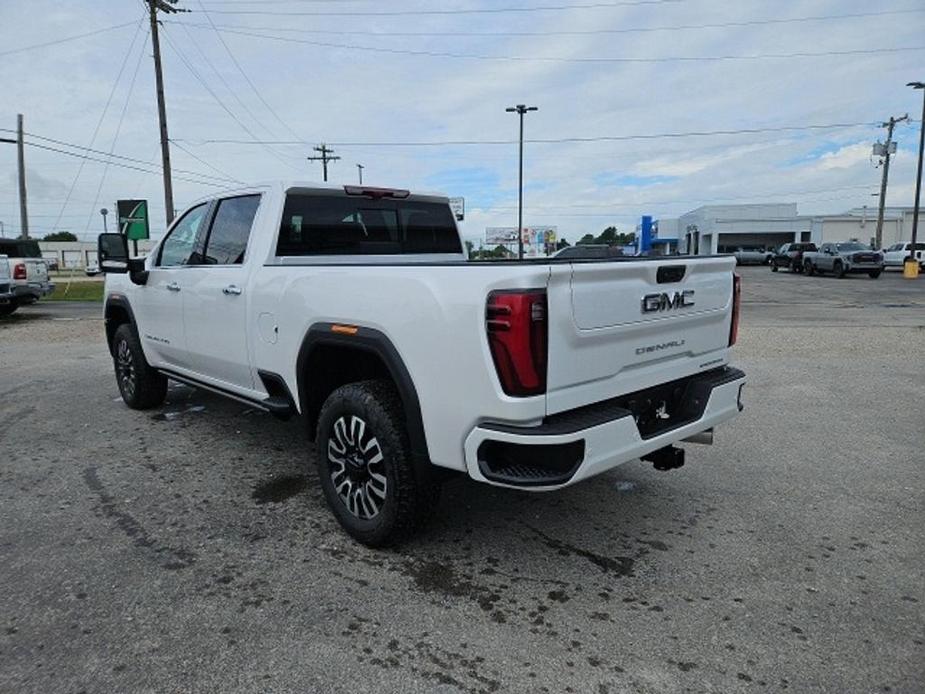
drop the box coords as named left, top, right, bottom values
left=545, top=257, right=736, bottom=414
left=180, top=193, right=261, bottom=390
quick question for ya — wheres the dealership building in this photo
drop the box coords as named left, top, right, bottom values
left=654, top=204, right=923, bottom=256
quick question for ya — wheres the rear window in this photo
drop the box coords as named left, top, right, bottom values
left=0, top=239, right=41, bottom=258
left=276, top=193, right=462, bottom=256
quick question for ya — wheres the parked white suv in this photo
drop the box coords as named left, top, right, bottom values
left=98, top=181, right=746, bottom=545
left=0, top=254, right=15, bottom=316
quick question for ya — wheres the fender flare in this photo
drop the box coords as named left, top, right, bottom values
left=296, top=323, right=431, bottom=467
left=103, top=294, right=138, bottom=355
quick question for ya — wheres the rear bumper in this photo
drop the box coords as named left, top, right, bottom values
left=12, top=281, right=54, bottom=299
left=464, top=366, right=746, bottom=490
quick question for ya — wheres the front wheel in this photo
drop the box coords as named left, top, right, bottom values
left=316, top=380, right=440, bottom=547
left=868, top=270, right=882, bottom=279
left=0, top=301, right=18, bottom=317
left=112, top=324, right=167, bottom=410
left=804, top=260, right=815, bottom=276
left=834, top=261, right=846, bottom=279
left=771, top=264, right=778, bottom=272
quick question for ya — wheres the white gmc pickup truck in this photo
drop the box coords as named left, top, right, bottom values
left=98, top=181, right=745, bottom=545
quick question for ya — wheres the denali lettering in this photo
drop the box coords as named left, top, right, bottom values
left=636, top=339, right=686, bottom=355
left=641, top=290, right=695, bottom=313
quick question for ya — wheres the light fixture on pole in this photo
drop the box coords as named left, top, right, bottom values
left=906, top=81, right=925, bottom=278
left=506, top=104, right=538, bottom=260
left=100, top=208, right=109, bottom=233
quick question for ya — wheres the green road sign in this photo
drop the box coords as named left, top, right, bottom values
left=117, top=199, right=150, bottom=241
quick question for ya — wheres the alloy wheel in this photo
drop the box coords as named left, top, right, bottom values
left=116, top=339, right=136, bottom=399
left=327, top=415, right=387, bottom=519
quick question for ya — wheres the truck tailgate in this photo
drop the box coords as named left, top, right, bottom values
left=26, top=259, right=48, bottom=282
left=545, top=257, right=736, bottom=414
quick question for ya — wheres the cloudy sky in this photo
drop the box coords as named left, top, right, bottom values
left=0, top=0, right=922, bottom=244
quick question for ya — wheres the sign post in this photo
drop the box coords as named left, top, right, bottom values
left=117, top=199, right=150, bottom=257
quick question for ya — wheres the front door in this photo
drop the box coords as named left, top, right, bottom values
left=134, top=202, right=211, bottom=370
left=181, top=194, right=262, bottom=391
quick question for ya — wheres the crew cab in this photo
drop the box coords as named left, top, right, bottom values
left=882, top=242, right=925, bottom=270
left=0, top=239, right=54, bottom=310
left=803, top=241, right=883, bottom=278
left=97, top=181, right=746, bottom=546
left=770, top=242, right=816, bottom=273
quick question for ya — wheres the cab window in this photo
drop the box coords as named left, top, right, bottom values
left=157, top=203, right=210, bottom=267
left=202, top=195, right=260, bottom=265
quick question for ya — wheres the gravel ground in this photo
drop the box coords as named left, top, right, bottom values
left=0, top=267, right=923, bottom=693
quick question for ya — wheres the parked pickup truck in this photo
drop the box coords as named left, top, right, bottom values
left=882, top=242, right=925, bottom=270
left=0, top=254, right=15, bottom=316
left=0, top=239, right=54, bottom=310
left=803, top=241, right=883, bottom=278
left=770, top=242, right=816, bottom=273
left=97, top=181, right=746, bottom=545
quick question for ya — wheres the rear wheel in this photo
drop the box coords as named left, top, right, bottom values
left=771, top=264, right=778, bottom=272
left=868, top=270, right=882, bottom=279
left=834, top=261, right=846, bottom=279
left=112, top=324, right=167, bottom=410
left=316, top=380, right=439, bottom=547
left=804, top=259, right=815, bottom=276
left=0, top=301, right=18, bottom=316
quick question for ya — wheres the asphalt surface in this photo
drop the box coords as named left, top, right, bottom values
left=1, top=267, right=923, bottom=693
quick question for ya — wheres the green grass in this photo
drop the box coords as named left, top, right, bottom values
left=47, top=282, right=104, bottom=302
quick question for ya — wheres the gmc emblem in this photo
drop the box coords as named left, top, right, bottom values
left=641, top=290, right=695, bottom=313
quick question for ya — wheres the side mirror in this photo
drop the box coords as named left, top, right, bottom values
left=98, top=233, right=128, bottom=273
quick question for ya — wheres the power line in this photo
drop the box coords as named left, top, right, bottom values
left=50, top=17, right=146, bottom=234
left=169, top=140, right=244, bottom=183
left=160, top=27, right=303, bottom=172
left=0, top=20, right=140, bottom=58
left=176, top=25, right=925, bottom=65
left=26, top=142, right=228, bottom=187
left=171, top=8, right=925, bottom=40
left=201, top=0, right=684, bottom=17
left=19, top=132, right=239, bottom=183
left=193, top=0, right=306, bottom=143
left=170, top=120, right=875, bottom=147
left=84, top=30, right=151, bottom=234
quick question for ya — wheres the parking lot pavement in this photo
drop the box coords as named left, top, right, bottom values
left=1, top=272, right=923, bottom=693
left=10, top=301, right=102, bottom=322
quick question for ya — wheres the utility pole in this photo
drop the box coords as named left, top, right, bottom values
left=307, top=144, right=340, bottom=182
left=908, top=81, right=925, bottom=276
left=147, top=0, right=186, bottom=224
left=874, top=114, right=908, bottom=249
left=16, top=114, right=29, bottom=239
left=505, top=104, right=538, bottom=260
left=356, top=163, right=364, bottom=184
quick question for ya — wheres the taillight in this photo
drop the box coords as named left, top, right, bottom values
left=486, top=289, right=547, bottom=397
left=729, top=273, right=741, bottom=346
left=13, top=263, right=26, bottom=280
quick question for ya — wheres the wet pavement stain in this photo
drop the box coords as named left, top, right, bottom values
left=251, top=475, right=308, bottom=504
left=522, top=523, right=636, bottom=577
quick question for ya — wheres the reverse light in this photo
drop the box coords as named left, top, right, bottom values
left=729, top=273, right=741, bottom=346
left=13, top=263, right=26, bottom=280
left=486, top=289, right=547, bottom=397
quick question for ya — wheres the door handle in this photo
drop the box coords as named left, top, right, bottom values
left=222, top=284, right=242, bottom=296
left=166, top=282, right=181, bottom=292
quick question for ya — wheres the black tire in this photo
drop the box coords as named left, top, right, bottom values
left=112, top=323, right=167, bottom=410
left=804, top=260, right=815, bottom=276
left=771, top=264, right=778, bottom=272
left=791, top=260, right=802, bottom=273
left=868, top=270, right=881, bottom=279
left=0, top=301, right=18, bottom=316
left=316, top=379, right=440, bottom=547
left=833, top=261, right=846, bottom=279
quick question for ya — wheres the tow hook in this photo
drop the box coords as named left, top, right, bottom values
left=642, top=445, right=685, bottom=472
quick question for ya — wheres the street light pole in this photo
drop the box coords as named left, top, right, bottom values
left=506, top=104, right=538, bottom=260
left=907, top=81, right=925, bottom=277
left=100, top=208, right=109, bottom=233
left=357, top=163, right=364, bottom=184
